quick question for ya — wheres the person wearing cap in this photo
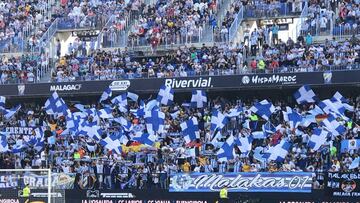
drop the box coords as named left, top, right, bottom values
left=219, top=186, right=228, bottom=203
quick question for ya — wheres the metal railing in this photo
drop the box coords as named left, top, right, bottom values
left=51, top=63, right=360, bottom=83
left=243, top=2, right=302, bottom=19
left=228, top=6, right=244, bottom=42
left=57, top=15, right=108, bottom=31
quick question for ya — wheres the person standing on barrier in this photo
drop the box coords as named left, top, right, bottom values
left=219, top=186, right=229, bottom=203
left=22, top=183, right=31, bottom=203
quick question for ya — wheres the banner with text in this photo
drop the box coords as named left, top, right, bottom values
left=169, top=172, right=313, bottom=193
left=326, top=172, right=360, bottom=197
left=0, top=172, right=75, bottom=189
left=0, top=70, right=359, bottom=97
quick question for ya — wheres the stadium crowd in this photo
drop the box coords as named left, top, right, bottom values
left=0, top=87, right=359, bottom=189
left=0, top=54, right=48, bottom=84
left=52, top=33, right=360, bottom=82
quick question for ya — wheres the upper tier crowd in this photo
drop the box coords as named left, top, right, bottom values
left=0, top=89, right=359, bottom=189
left=52, top=33, right=360, bottom=82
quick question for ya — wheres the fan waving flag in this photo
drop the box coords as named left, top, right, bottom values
left=0, top=96, right=5, bottom=109
left=217, top=135, right=235, bottom=162
left=308, top=128, right=330, bottom=151
left=99, top=87, right=112, bottom=103
left=44, top=92, right=68, bottom=116
left=249, top=100, right=275, bottom=120
left=191, top=90, right=207, bottom=108
left=293, top=85, right=317, bottom=104
left=145, top=110, right=165, bottom=135
left=211, top=110, right=228, bottom=131
left=157, top=85, right=174, bottom=105
left=235, top=135, right=253, bottom=154
left=133, top=133, right=157, bottom=146
left=111, top=93, right=128, bottom=112
left=100, top=135, right=122, bottom=154
left=1, top=105, right=22, bottom=120
left=282, top=107, right=302, bottom=129
left=318, top=99, right=347, bottom=118
left=180, top=117, right=200, bottom=143
left=127, top=92, right=139, bottom=102
left=0, top=136, right=8, bottom=152
left=320, top=114, right=346, bottom=136
left=331, top=92, right=354, bottom=111
left=262, top=139, right=291, bottom=162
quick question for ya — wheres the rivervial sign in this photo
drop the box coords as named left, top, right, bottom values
left=169, top=172, right=313, bottom=193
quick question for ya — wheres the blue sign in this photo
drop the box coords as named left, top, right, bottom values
left=170, top=172, right=313, bottom=193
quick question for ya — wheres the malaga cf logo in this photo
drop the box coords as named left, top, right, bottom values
left=171, top=174, right=192, bottom=191
left=341, top=180, right=356, bottom=193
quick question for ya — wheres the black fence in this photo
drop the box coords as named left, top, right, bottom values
left=1, top=70, right=360, bottom=97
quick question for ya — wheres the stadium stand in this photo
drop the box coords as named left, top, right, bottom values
left=0, top=0, right=360, bottom=203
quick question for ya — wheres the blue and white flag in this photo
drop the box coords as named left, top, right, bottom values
left=157, top=85, right=174, bottom=105
left=331, top=92, right=354, bottom=111
left=349, top=157, right=360, bottom=170
left=111, top=93, right=127, bottom=112
left=0, top=96, right=5, bottom=109
left=340, top=139, right=360, bottom=152
left=74, top=104, right=86, bottom=112
left=217, top=135, right=235, bottom=162
left=99, top=87, right=112, bottom=103
left=226, top=106, right=243, bottom=118
left=293, top=85, right=317, bottom=104
left=180, top=117, right=200, bottom=143
left=0, top=136, right=8, bottom=152
left=235, top=135, right=253, bottom=154
left=144, top=110, right=165, bottom=135
left=320, top=114, right=346, bottom=136
left=308, top=128, right=330, bottom=151
left=133, top=133, right=157, bottom=146
left=98, top=108, right=113, bottom=119
left=170, top=110, right=180, bottom=120
left=211, top=129, right=223, bottom=147
left=44, top=92, right=68, bottom=116
left=131, top=100, right=146, bottom=118
left=1, top=105, right=21, bottom=120
left=318, top=99, right=347, bottom=118
left=100, top=135, right=122, bottom=154
left=114, top=117, right=132, bottom=131
left=262, top=139, right=291, bottom=162
left=262, top=121, right=276, bottom=136
left=282, top=107, right=302, bottom=129
left=249, top=100, right=275, bottom=120
left=86, top=143, right=97, bottom=152
left=210, top=110, right=228, bottom=131
left=146, top=99, right=159, bottom=112
left=127, top=92, right=139, bottom=102
left=191, top=90, right=207, bottom=108
left=78, top=121, right=103, bottom=141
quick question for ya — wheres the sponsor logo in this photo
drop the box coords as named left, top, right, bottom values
left=109, top=80, right=131, bottom=91
left=86, top=190, right=99, bottom=198
left=165, top=78, right=212, bottom=89
left=100, top=193, right=135, bottom=198
left=50, top=84, right=82, bottom=91
left=0, top=199, right=19, bottom=203
left=241, top=76, right=250, bottom=84
left=17, top=84, right=25, bottom=95
left=242, top=75, right=297, bottom=85
left=31, top=193, right=63, bottom=198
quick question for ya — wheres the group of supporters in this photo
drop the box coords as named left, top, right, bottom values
left=52, top=34, right=360, bottom=82
left=0, top=85, right=359, bottom=190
